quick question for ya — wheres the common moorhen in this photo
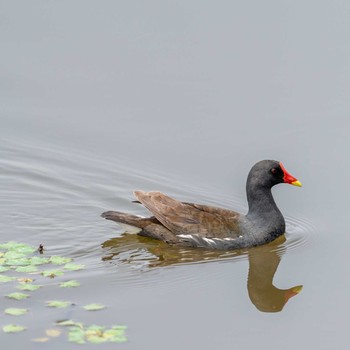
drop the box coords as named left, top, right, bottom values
left=102, top=160, right=302, bottom=249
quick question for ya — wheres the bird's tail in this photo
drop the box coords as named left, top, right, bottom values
left=101, top=211, right=153, bottom=229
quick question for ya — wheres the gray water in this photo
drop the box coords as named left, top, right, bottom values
left=1, top=1, right=350, bottom=349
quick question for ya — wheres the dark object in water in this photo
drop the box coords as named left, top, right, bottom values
left=102, top=160, right=301, bottom=250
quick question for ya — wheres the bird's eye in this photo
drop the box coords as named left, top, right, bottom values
left=271, top=168, right=277, bottom=175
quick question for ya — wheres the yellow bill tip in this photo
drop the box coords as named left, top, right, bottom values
left=291, top=180, right=302, bottom=187
left=291, top=285, right=303, bottom=294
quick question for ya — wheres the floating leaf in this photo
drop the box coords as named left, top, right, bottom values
left=60, top=280, right=80, bottom=288
left=15, top=265, right=38, bottom=273
left=30, top=256, right=50, bottom=265
left=17, top=277, right=33, bottom=283
left=46, top=328, right=61, bottom=337
left=64, top=263, right=85, bottom=271
left=49, top=256, right=72, bottom=265
left=85, top=325, right=105, bottom=343
left=0, top=275, right=16, bottom=283
left=5, top=258, right=31, bottom=266
left=56, top=319, right=81, bottom=327
left=0, top=266, right=10, bottom=273
left=63, top=321, right=127, bottom=344
left=32, top=337, right=49, bottom=343
left=0, top=241, right=35, bottom=253
left=4, top=251, right=27, bottom=260
left=68, top=326, right=86, bottom=344
left=83, top=303, right=106, bottom=311
left=104, top=326, right=127, bottom=343
left=16, top=283, right=41, bottom=291
left=85, top=325, right=127, bottom=343
left=46, top=300, right=72, bottom=308
left=3, top=324, right=26, bottom=333
left=4, top=308, right=28, bottom=316
left=7, top=292, right=29, bottom=300
left=15, top=245, right=36, bottom=255
left=41, top=269, right=64, bottom=278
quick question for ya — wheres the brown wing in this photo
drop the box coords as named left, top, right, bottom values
left=134, top=191, right=241, bottom=239
left=183, top=202, right=240, bottom=217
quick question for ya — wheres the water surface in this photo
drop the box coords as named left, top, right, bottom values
left=1, top=1, right=350, bottom=349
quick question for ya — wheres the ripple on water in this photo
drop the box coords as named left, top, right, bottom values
left=100, top=213, right=316, bottom=280
left=1, top=138, right=316, bottom=288
left=284, top=215, right=316, bottom=253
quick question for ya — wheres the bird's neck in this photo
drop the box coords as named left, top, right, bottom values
left=246, top=185, right=284, bottom=228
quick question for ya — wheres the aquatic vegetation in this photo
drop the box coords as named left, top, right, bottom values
left=15, top=265, right=39, bottom=273
left=83, top=303, right=106, bottom=311
left=0, top=242, right=36, bottom=254
left=3, top=324, right=27, bottom=333
left=5, top=258, right=31, bottom=266
left=41, top=269, right=64, bottom=278
left=0, top=266, right=10, bottom=273
left=60, top=280, right=80, bottom=288
left=46, top=300, right=72, bottom=308
left=46, top=328, right=61, bottom=337
left=0, top=241, right=127, bottom=343
left=17, top=277, right=34, bottom=283
left=4, top=308, right=28, bottom=316
left=30, top=256, right=50, bottom=265
left=32, top=337, right=50, bottom=343
left=49, top=256, right=72, bottom=265
left=0, top=275, right=16, bottom=283
left=16, top=283, right=41, bottom=291
left=6, top=292, right=30, bottom=300
left=57, top=320, right=127, bottom=344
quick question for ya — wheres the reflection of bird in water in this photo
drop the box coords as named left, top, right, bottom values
left=247, top=236, right=303, bottom=312
left=101, top=234, right=302, bottom=312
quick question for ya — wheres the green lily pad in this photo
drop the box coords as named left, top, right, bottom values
left=6, top=292, right=30, bottom=300
left=83, top=303, right=106, bottom=311
left=60, top=280, right=80, bottom=288
left=56, top=319, right=82, bottom=327
left=4, top=308, right=28, bottom=316
left=15, top=265, right=38, bottom=273
left=3, top=324, right=26, bottom=333
left=82, top=325, right=104, bottom=343
left=0, top=266, right=10, bottom=273
left=64, top=263, right=85, bottom=271
left=68, top=326, right=86, bottom=344
left=0, top=242, right=15, bottom=250
left=30, top=256, right=50, bottom=265
left=0, top=275, right=16, bottom=283
left=5, top=258, right=31, bottom=266
left=104, top=326, right=127, bottom=342
left=85, top=325, right=127, bottom=343
left=16, top=283, right=41, bottom=291
left=41, top=269, right=64, bottom=278
left=46, top=300, right=72, bottom=308
left=4, top=251, right=27, bottom=260
left=17, top=277, right=34, bottom=283
left=0, top=241, right=35, bottom=253
left=49, top=256, right=72, bottom=265
left=61, top=321, right=127, bottom=344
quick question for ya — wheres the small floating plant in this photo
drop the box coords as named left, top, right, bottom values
left=0, top=241, right=127, bottom=344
